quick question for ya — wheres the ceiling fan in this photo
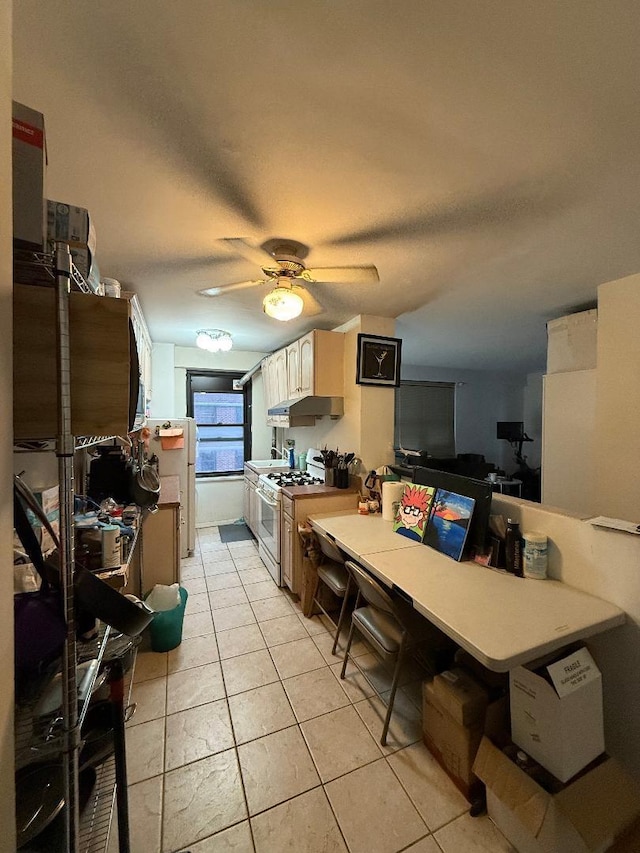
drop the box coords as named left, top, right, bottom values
left=198, top=238, right=379, bottom=320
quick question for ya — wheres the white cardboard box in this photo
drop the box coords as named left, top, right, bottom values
left=510, top=647, right=604, bottom=782
left=474, top=737, right=640, bottom=853
left=25, top=485, right=60, bottom=554
left=546, top=309, right=597, bottom=374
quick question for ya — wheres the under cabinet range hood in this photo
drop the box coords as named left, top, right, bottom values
left=268, top=396, right=344, bottom=419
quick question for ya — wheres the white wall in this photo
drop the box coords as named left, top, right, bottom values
left=1, top=6, right=16, bottom=847
left=150, top=344, right=270, bottom=526
left=523, top=372, right=543, bottom=469
left=595, top=273, right=640, bottom=519
left=493, top=494, right=640, bottom=783
left=542, top=370, right=597, bottom=515
left=541, top=276, right=640, bottom=520
left=401, top=364, right=532, bottom=472
left=149, top=342, right=176, bottom=417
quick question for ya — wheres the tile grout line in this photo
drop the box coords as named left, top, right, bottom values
left=172, top=538, right=446, bottom=853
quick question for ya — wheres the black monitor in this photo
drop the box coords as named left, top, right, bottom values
left=413, top=466, right=493, bottom=556
left=496, top=421, right=524, bottom=442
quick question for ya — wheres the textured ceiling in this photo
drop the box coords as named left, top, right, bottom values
left=12, top=1, right=640, bottom=373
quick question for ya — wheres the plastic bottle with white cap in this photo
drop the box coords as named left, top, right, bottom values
left=523, top=531, right=548, bottom=579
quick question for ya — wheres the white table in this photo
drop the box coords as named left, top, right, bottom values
left=306, top=510, right=421, bottom=561
left=308, top=512, right=625, bottom=672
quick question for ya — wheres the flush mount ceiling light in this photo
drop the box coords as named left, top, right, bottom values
left=196, top=329, right=233, bottom=352
left=262, top=277, right=304, bottom=321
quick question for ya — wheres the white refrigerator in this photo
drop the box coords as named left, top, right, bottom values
left=146, top=417, right=197, bottom=557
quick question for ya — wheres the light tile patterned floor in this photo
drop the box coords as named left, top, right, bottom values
left=114, top=526, right=515, bottom=853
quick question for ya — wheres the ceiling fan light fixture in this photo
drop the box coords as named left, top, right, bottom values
left=196, top=329, right=233, bottom=352
left=262, top=280, right=304, bottom=321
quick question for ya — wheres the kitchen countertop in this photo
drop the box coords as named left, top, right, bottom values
left=280, top=484, right=359, bottom=500
left=245, top=460, right=289, bottom=474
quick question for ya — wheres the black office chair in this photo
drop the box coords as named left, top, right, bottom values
left=340, top=559, right=453, bottom=745
left=311, top=529, right=353, bottom=655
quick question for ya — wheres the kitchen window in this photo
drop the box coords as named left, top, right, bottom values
left=186, top=370, right=251, bottom=476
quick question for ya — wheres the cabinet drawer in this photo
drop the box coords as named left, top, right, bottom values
left=282, top=494, right=294, bottom=518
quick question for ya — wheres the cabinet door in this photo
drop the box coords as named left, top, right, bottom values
left=243, top=478, right=251, bottom=529
left=249, top=482, right=259, bottom=537
left=298, top=333, right=315, bottom=396
left=273, top=348, right=288, bottom=405
left=286, top=341, right=301, bottom=399
left=262, top=355, right=279, bottom=427
left=281, top=512, right=294, bottom=591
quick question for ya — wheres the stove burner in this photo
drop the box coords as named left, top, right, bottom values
left=267, top=471, right=324, bottom=487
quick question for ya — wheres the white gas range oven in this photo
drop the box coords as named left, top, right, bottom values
left=255, top=450, right=325, bottom=585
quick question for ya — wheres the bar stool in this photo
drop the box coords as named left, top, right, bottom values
left=340, top=559, right=452, bottom=745
left=311, top=529, right=353, bottom=656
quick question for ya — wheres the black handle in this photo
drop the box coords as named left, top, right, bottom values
left=109, top=659, right=131, bottom=853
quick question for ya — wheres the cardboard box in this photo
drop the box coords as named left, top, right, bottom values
left=12, top=101, right=47, bottom=249
left=46, top=200, right=102, bottom=292
left=432, top=667, right=489, bottom=726
left=474, top=736, right=640, bottom=853
left=510, top=647, right=604, bottom=782
left=546, top=309, right=597, bottom=374
left=25, top=485, right=60, bottom=554
left=423, top=679, right=484, bottom=789
left=46, top=200, right=96, bottom=250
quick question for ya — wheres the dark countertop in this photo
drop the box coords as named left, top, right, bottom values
left=390, top=465, right=415, bottom=479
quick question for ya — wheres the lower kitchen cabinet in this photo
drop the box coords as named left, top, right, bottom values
left=141, top=475, right=180, bottom=591
left=281, top=490, right=358, bottom=595
left=243, top=464, right=259, bottom=537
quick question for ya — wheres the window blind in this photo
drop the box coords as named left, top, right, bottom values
left=394, top=381, right=456, bottom=458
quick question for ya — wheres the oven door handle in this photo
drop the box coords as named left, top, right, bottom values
left=257, top=488, right=279, bottom=508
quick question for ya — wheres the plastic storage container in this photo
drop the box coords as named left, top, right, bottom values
left=523, top=532, right=548, bottom=579
left=145, top=586, right=188, bottom=652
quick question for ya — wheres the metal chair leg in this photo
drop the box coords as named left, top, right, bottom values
left=340, top=617, right=358, bottom=679
left=381, top=636, right=407, bottom=746
left=309, top=573, right=321, bottom=617
left=332, top=574, right=352, bottom=655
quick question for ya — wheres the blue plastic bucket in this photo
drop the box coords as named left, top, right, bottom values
left=146, top=587, right=188, bottom=652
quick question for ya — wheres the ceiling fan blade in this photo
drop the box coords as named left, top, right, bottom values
left=296, top=286, right=324, bottom=317
left=198, top=278, right=265, bottom=297
left=302, top=265, right=379, bottom=284
left=326, top=178, right=568, bottom=247
left=222, top=238, right=280, bottom=268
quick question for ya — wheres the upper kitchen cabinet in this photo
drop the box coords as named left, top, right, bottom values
left=122, top=290, right=152, bottom=402
left=13, top=283, right=133, bottom=440
left=286, top=330, right=344, bottom=400
left=263, top=330, right=345, bottom=427
left=263, top=352, right=287, bottom=428
left=273, top=347, right=288, bottom=405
